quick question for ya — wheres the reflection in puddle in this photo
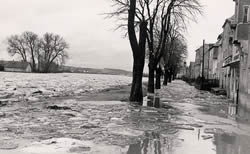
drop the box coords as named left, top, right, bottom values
left=237, top=105, right=250, bottom=123
left=146, top=94, right=154, bottom=107
left=146, top=93, right=161, bottom=108
left=126, top=129, right=217, bottom=154
left=228, top=104, right=237, bottom=116
left=127, top=131, right=174, bottom=154
left=214, top=133, right=250, bottom=154
left=126, top=129, right=250, bottom=154
left=198, top=103, right=238, bottom=119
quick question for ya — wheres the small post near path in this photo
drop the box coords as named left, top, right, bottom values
left=201, top=39, right=205, bottom=90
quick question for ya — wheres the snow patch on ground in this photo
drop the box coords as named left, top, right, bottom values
left=20, top=138, right=128, bottom=154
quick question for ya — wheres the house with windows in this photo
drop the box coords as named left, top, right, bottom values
left=215, top=34, right=226, bottom=89
left=208, top=44, right=219, bottom=81
left=190, top=0, right=250, bottom=114
left=232, top=0, right=250, bottom=112
left=221, top=15, right=237, bottom=101
left=204, top=43, right=214, bottom=80
left=194, top=44, right=212, bottom=79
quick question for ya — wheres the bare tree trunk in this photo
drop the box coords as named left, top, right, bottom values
left=155, top=66, right=161, bottom=89
left=130, top=60, right=144, bottom=104
left=163, top=73, right=168, bottom=85
left=148, top=59, right=155, bottom=94
left=129, top=21, right=147, bottom=104
left=169, top=69, right=173, bottom=83
left=173, top=72, right=176, bottom=80
left=31, top=52, right=36, bottom=72
left=128, top=0, right=147, bottom=104
left=163, top=66, right=168, bottom=85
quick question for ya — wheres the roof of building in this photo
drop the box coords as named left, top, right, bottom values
left=5, top=61, right=30, bottom=70
left=222, top=15, right=235, bottom=28
left=0, top=60, right=6, bottom=65
left=217, top=33, right=223, bottom=40
left=195, top=43, right=213, bottom=52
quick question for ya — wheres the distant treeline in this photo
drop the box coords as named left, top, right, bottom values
left=61, top=66, right=133, bottom=76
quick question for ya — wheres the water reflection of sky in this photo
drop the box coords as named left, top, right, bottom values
left=126, top=129, right=215, bottom=154
left=126, top=128, right=250, bottom=154
left=214, top=133, right=250, bottom=154
left=127, top=131, right=176, bottom=154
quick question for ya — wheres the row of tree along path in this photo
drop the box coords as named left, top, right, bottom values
left=109, top=0, right=203, bottom=104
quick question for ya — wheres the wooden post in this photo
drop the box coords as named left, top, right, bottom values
left=201, top=40, right=205, bottom=90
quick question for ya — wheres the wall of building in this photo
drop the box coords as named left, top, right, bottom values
left=194, top=44, right=211, bottom=79
left=208, top=46, right=219, bottom=80
left=222, top=22, right=234, bottom=60
left=235, top=0, right=250, bottom=110
left=5, top=66, right=31, bottom=73
left=222, top=19, right=236, bottom=98
left=204, top=46, right=210, bottom=79
left=5, top=68, right=25, bottom=72
left=189, top=0, right=250, bottom=116
left=239, top=34, right=250, bottom=111
left=237, top=0, right=250, bottom=23
left=190, top=62, right=195, bottom=79
left=194, top=48, right=201, bottom=79
left=217, top=40, right=225, bottom=88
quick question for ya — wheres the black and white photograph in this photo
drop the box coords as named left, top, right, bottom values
left=0, top=0, right=250, bottom=153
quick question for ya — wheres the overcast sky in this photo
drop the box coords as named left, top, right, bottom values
left=0, top=0, right=234, bottom=70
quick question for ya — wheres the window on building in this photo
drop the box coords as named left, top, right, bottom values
left=243, top=5, right=250, bottom=23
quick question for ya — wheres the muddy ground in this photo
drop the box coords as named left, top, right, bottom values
left=0, top=80, right=250, bottom=154
left=59, top=82, right=148, bottom=102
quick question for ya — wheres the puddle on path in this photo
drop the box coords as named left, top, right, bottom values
left=1, top=80, right=250, bottom=154
left=138, top=90, right=250, bottom=154
left=126, top=128, right=250, bottom=154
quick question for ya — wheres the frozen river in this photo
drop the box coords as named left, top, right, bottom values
left=0, top=72, right=133, bottom=101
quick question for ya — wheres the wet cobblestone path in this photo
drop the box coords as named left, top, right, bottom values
left=1, top=80, right=250, bottom=154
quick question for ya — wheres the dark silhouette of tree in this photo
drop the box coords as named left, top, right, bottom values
left=162, top=21, right=185, bottom=85
left=22, top=31, right=40, bottom=72
left=165, top=35, right=188, bottom=82
left=146, top=0, right=202, bottom=93
left=6, top=31, right=69, bottom=73
left=128, top=1, right=148, bottom=104
left=39, top=33, right=69, bottom=73
left=109, top=0, right=202, bottom=101
left=7, top=35, right=28, bottom=62
left=108, top=0, right=148, bottom=104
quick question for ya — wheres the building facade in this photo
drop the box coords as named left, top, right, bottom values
left=231, top=0, right=250, bottom=109
left=4, top=61, right=32, bottom=73
left=194, top=44, right=211, bottom=79
left=189, top=62, right=195, bottom=79
left=184, top=0, right=250, bottom=114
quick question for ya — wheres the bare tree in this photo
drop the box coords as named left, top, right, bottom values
left=128, top=1, right=148, bottom=104
left=164, top=34, right=188, bottom=83
left=109, top=0, right=148, bottom=104
left=22, top=31, right=40, bottom=72
left=6, top=31, right=69, bottom=73
left=170, top=38, right=188, bottom=80
left=109, top=0, right=202, bottom=99
left=146, top=0, right=202, bottom=93
left=162, top=21, right=185, bottom=85
left=7, top=35, right=28, bottom=62
left=39, top=33, right=69, bottom=73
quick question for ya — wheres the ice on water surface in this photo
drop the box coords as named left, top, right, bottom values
left=0, top=72, right=132, bottom=100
